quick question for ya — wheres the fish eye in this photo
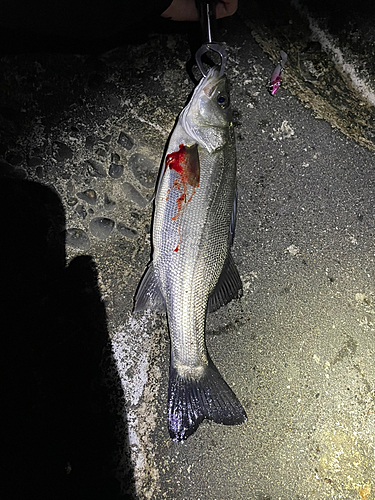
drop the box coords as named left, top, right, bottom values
left=217, top=94, right=229, bottom=109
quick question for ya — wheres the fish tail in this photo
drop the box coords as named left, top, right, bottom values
left=168, top=356, right=247, bottom=441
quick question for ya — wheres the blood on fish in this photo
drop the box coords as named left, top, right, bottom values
left=166, top=143, right=200, bottom=189
left=165, top=143, right=200, bottom=252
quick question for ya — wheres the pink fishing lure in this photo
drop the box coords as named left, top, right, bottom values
left=269, top=50, right=287, bottom=95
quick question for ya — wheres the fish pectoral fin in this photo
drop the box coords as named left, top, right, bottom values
left=168, top=355, right=247, bottom=442
left=207, top=252, right=242, bottom=313
left=133, top=262, right=166, bottom=313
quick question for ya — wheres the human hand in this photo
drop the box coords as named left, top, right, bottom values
left=161, top=0, right=238, bottom=22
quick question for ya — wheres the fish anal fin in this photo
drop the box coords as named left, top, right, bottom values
left=168, top=355, right=247, bottom=441
left=133, top=262, right=166, bottom=313
left=208, top=252, right=242, bottom=313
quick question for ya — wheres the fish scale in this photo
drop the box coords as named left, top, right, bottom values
left=134, top=67, right=246, bottom=441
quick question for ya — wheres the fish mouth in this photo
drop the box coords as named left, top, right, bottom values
left=183, top=66, right=222, bottom=119
left=201, top=66, right=222, bottom=93
left=194, top=65, right=222, bottom=98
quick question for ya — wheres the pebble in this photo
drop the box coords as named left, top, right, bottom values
left=60, top=169, right=71, bottom=180
left=66, top=197, right=78, bottom=206
left=85, top=135, right=96, bottom=150
left=28, top=156, right=42, bottom=167
left=6, top=152, right=23, bottom=165
left=77, top=189, right=97, bottom=205
left=66, top=228, right=90, bottom=250
left=118, top=131, right=134, bottom=150
left=76, top=204, right=87, bottom=219
left=95, top=148, right=107, bottom=159
left=31, top=147, right=43, bottom=156
left=84, top=159, right=106, bottom=178
left=111, top=152, right=120, bottom=163
left=128, top=153, right=157, bottom=188
left=117, top=223, right=138, bottom=239
left=89, top=217, right=115, bottom=239
left=109, top=163, right=124, bottom=178
left=66, top=179, right=75, bottom=195
left=100, top=134, right=112, bottom=143
left=122, top=182, right=148, bottom=208
left=104, top=193, right=116, bottom=211
left=35, top=166, right=44, bottom=179
left=130, top=211, right=141, bottom=220
left=54, top=141, right=73, bottom=161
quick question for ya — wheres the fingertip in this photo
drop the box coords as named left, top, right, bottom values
left=216, top=0, right=238, bottom=19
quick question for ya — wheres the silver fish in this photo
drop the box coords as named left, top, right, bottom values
left=134, top=66, right=247, bottom=441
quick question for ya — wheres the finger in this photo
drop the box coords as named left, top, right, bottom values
left=216, top=0, right=238, bottom=19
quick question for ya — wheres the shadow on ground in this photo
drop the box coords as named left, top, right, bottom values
left=0, top=176, right=136, bottom=499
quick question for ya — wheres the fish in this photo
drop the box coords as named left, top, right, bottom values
left=134, top=66, right=247, bottom=441
left=269, top=50, right=287, bottom=95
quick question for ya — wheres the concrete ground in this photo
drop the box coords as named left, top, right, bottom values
left=2, top=2, right=375, bottom=499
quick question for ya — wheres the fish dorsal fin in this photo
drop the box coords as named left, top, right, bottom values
left=133, top=262, right=166, bottom=313
left=207, top=252, right=242, bottom=313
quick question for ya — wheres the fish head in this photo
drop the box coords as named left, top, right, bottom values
left=181, top=67, right=232, bottom=153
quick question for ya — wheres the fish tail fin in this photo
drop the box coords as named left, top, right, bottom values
left=168, top=356, right=247, bottom=441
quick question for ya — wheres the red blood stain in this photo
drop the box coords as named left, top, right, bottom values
left=165, top=143, right=200, bottom=252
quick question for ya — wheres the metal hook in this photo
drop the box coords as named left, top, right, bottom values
left=194, top=0, right=227, bottom=78
left=195, top=43, right=227, bottom=78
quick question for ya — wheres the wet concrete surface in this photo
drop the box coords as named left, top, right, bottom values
left=1, top=2, right=375, bottom=499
